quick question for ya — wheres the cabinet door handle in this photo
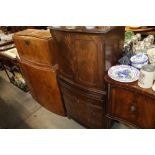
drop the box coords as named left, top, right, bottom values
left=130, top=105, right=136, bottom=112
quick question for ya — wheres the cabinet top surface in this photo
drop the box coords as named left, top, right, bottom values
left=105, top=75, right=155, bottom=98
left=13, top=29, right=52, bottom=39
left=49, top=26, right=122, bottom=34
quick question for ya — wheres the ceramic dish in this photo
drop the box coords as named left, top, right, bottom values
left=130, top=53, right=148, bottom=63
left=108, top=65, right=140, bottom=83
left=130, top=53, right=148, bottom=69
left=131, top=61, right=148, bottom=69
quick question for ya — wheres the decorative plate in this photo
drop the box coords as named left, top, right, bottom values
left=108, top=65, right=140, bottom=83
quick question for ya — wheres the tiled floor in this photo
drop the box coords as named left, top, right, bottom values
left=0, top=71, right=131, bottom=129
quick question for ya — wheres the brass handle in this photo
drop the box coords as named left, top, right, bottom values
left=130, top=105, right=136, bottom=112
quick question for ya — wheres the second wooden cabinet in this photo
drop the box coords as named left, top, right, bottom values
left=105, top=75, right=155, bottom=129
left=13, top=29, right=66, bottom=116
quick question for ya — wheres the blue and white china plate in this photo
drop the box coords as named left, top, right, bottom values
left=108, top=65, right=140, bottom=83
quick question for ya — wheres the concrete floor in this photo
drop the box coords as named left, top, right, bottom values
left=0, top=71, right=132, bottom=129
left=0, top=71, right=85, bottom=129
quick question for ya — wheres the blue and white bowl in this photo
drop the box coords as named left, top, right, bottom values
left=131, top=61, right=148, bottom=69
left=130, top=53, right=148, bottom=69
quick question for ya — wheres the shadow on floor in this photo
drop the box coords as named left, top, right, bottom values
left=0, top=75, right=85, bottom=129
left=0, top=98, right=31, bottom=129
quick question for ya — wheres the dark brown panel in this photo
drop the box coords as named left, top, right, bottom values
left=60, top=83, right=105, bottom=128
left=52, top=32, right=76, bottom=80
left=110, top=87, right=137, bottom=124
left=136, top=95, right=155, bottom=128
left=74, top=39, right=99, bottom=87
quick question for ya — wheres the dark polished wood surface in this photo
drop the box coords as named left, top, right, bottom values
left=13, top=29, right=66, bottom=116
left=105, top=75, right=155, bottom=128
left=51, top=26, right=125, bottom=91
left=50, top=26, right=125, bottom=128
left=59, top=78, right=105, bottom=128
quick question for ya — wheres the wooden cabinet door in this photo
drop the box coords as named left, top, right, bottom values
left=61, top=86, right=104, bottom=128
left=107, top=84, right=155, bottom=128
left=52, top=32, right=104, bottom=90
left=136, top=95, right=155, bottom=128
left=52, top=32, right=76, bottom=81
left=74, top=37, right=103, bottom=90
left=20, top=62, right=65, bottom=116
left=51, top=27, right=124, bottom=91
left=109, top=86, right=137, bottom=124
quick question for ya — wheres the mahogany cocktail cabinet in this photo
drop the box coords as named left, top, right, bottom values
left=50, top=26, right=125, bottom=128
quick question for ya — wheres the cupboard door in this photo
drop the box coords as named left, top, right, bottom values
left=20, top=62, right=65, bottom=116
left=136, top=95, right=155, bottom=128
left=109, top=86, right=137, bottom=124
left=52, top=32, right=76, bottom=80
left=61, top=86, right=104, bottom=128
left=74, top=38, right=102, bottom=89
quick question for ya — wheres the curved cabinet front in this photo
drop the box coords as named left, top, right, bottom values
left=51, top=27, right=125, bottom=128
left=107, top=85, right=155, bottom=128
left=20, top=61, right=66, bottom=116
left=51, top=27, right=124, bottom=91
left=59, top=78, right=105, bottom=128
left=13, top=29, right=66, bottom=116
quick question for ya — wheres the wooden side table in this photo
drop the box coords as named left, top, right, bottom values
left=105, top=75, right=155, bottom=129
